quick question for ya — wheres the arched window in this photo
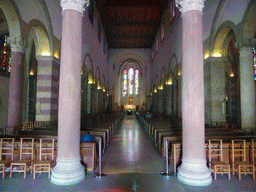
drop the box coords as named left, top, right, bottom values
left=254, top=47, right=256, bottom=80
left=0, top=33, right=11, bottom=76
left=123, top=67, right=139, bottom=96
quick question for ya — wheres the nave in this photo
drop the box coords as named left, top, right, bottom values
left=1, top=115, right=256, bottom=192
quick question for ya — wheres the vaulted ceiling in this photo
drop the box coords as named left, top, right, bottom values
left=95, top=0, right=169, bottom=48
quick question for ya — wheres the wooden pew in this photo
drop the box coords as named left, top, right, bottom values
left=80, top=142, right=96, bottom=173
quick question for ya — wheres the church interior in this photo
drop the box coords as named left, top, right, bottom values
left=0, top=0, right=256, bottom=191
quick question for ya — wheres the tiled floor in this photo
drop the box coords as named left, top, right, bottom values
left=1, top=115, right=256, bottom=191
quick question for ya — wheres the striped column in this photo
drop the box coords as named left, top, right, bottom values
left=36, top=56, right=59, bottom=122
left=236, top=38, right=256, bottom=133
left=204, top=57, right=226, bottom=125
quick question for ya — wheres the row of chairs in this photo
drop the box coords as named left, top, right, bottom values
left=209, top=139, right=256, bottom=180
left=0, top=138, right=54, bottom=179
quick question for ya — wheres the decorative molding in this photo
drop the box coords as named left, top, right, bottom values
left=176, top=0, right=205, bottom=13
left=7, top=36, right=26, bottom=53
left=51, top=156, right=85, bottom=185
left=61, top=0, right=89, bottom=13
left=177, top=157, right=212, bottom=186
left=235, top=38, right=256, bottom=49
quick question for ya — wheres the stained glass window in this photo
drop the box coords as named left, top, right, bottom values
left=0, top=34, right=11, bottom=76
left=123, top=70, right=127, bottom=95
left=123, top=67, right=139, bottom=96
left=128, top=68, right=134, bottom=94
left=254, top=47, right=256, bottom=80
left=135, top=69, right=139, bottom=94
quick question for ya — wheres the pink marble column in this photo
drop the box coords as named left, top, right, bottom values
left=176, top=0, right=212, bottom=186
left=51, top=0, right=89, bottom=185
left=7, top=36, right=24, bottom=134
left=236, top=38, right=256, bottom=133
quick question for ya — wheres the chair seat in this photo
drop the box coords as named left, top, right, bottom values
left=34, top=160, right=52, bottom=165
left=211, top=161, right=229, bottom=166
left=0, top=160, right=12, bottom=165
left=234, top=161, right=253, bottom=166
left=11, top=160, right=32, bottom=165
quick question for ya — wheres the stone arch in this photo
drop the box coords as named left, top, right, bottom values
left=168, top=54, right=179, bottom=72
left=83, top=52, right=94, bottom=72
left=240, top=0, right=256, bottom=39
left=34, top=0, right=54, bottom=54
left=114, top=52, right=146, bottom=76
left=160, top=66, right=166, bottom=79
left=0, top=0, right=22, bottom=38
left=95, top=66, right=102, bottom=89
left=27, top=20, right=51, bottom=56
left=211, top=21, right=237, bottom=57
left=118, top=59, right=142, bottom=77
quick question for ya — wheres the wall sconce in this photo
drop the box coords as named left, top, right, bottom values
left=158, top=84, right=163, bottom=90
left=212, top=53, right=222, bottom=58
left=166, top=80, right=173, bottom=85
left=41, top=51, right=51, bottom=56
left=230, top=73, right=234, bottom=77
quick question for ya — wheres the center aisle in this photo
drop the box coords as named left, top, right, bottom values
left=101, top=114, right=165, bottom=174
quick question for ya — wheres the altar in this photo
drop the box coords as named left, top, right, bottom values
left=124, top=105, right=136, bottom=111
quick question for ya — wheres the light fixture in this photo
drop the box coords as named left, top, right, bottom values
left=212, top=53, right=222, bottom=58
left=41, top=51, right=51, bottom=56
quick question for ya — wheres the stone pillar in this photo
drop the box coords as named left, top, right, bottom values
left=236, top=38, right=256, bottom=133
left=51, top=0, right=89, bottom=185
left=158, top=89, right=164, bottom=114
left=7, top=36, right=25, bottom=134
left=87, top=83, right=97, bottom=114
left=152, top=92, right=158, bottom=114
left=177, top=76, right=182, bottom=118
left=176, top=0, right=212, bottom=186
left=204, top=57, right=226, bottom=125
left=81, top=75, right=88, bottom=117
left=36, top=56, right=59, bottom=122
left=96, top=88, right=103, bottom=113
left=172, top=78, right=178, bottom=116
left=146, top=95, right=152, bottom=111
left=165, top=84, right=173, bottom=116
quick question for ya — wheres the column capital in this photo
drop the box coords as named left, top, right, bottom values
left=7, top=36, right=26, bottom=53
left=235, top=38, right=256, bottom=49
left=61, top=0, right=89, bottom=13
left=176, top=0, right=205, bottom=13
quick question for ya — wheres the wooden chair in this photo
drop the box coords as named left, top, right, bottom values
left=231, top=140, right=255, bottom=180
left=251, top=139, right=256, bottom=169
left=0, top=138, right=14, bottom=179
left=208, top=139, right=230, bottom=180
left=33, top=138, right=55, bottom=179
left=10, top=138, right=34, bottom=178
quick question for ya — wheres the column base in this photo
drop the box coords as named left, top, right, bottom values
left=51, top=156, right=85, bottom=185
left=177, top=157, right=212, bottom=186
